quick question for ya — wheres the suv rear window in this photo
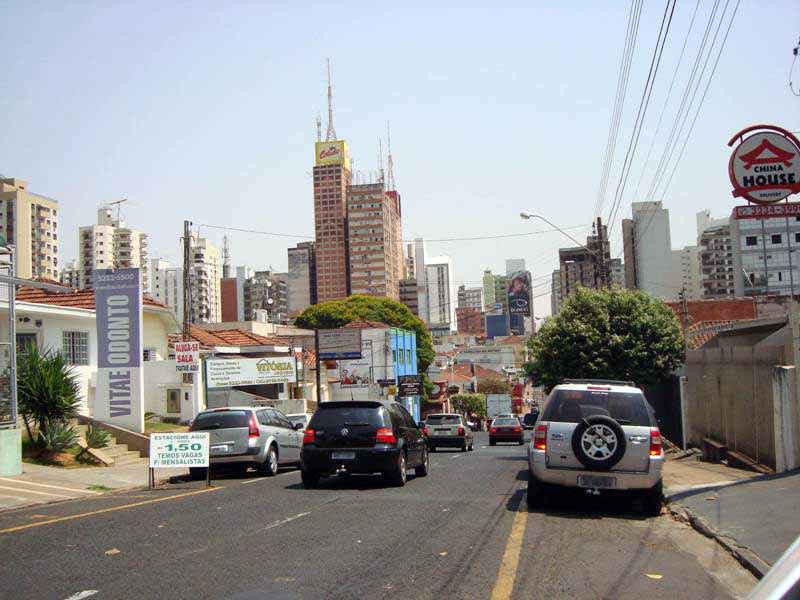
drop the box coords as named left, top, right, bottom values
left=426, top=415, right=461, bottom=425
left=193, top=410, right=250, bottom=430
left=542, top=389, right=651, bottom=426
left=310, top=404, right=389, bottom=429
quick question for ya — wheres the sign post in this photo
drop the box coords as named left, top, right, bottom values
left=149, top=432, right=211, bottom=488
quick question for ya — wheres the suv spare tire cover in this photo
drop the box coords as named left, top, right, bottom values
left=571, top=415, right=627, bottom=471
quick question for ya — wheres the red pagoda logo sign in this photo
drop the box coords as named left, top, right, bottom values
left=728, top=125, right=800, bottom=205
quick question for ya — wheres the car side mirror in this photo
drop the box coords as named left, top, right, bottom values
left=294, top=422, right=305, bottom=430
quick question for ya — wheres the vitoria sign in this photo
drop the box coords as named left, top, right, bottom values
left=728, top=125, right=800, bottom=205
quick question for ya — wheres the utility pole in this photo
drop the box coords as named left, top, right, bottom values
left=182, top=220, right=192, bottom=342
left=679, top=287, right=689, bottom=354
left=595, top=216, right=608, bottom=288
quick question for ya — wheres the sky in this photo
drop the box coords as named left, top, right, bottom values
left=2, top=0, right=799, bottom=317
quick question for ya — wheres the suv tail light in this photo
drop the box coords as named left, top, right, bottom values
left=533, top=424, right=548, bottom=451
left=248, top=414, right=259, bottom=438
left=649, top=427, right=662, bottom=457
left=458, top=426, right=465, bottom=436
left=303, top=428, right=316, bottom=444
left=376, top=428, right=397, bottom=444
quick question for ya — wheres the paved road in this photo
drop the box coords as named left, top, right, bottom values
left=0, top=433, right=754, bottom=600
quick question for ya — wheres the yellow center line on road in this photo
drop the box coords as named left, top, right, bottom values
left=0, top=487, right=219, bottom=535
left=490, top=492, right=528, bottom=600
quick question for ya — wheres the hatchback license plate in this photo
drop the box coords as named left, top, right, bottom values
left=211, top=444, right=229, bottom=453
left=332, top=451, right=355, bottom=460
left=578, top=475, right=616, bottom=489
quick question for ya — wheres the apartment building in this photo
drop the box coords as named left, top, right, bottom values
left=287, top=241, right=317, bottom=317
left=59, top=260, right=80, bottom=289
left=699, top=220, right=735, bottom=298
left=457, top=285, right=484, bottom=311
left=670, top=246, right=702, bottom=300
left=621, top=201, right=673, bottom=299
left=0, top=178, right=59, bottom=280
left=399, top=278, right=419, bottom=316
left=425, top=256, right=457, bottom=331
left=346, top=182, right=402, bottom=300
left=78, top=207, right=148, bottom=291
left=732, top=215, right=800, bottom=298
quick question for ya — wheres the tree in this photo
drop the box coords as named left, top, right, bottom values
left=525, top=287, right=684, bottom=390
left=477, top=379, right=511, bottom=395
left=450, top=393, right=487, bottom=419
left=16, top=344, right=82, bottom=443
left=296, top=295, right=435, bottom=373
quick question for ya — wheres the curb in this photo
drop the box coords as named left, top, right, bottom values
left=666, top=502, right=771, bottom=579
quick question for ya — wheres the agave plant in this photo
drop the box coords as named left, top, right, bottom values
left=40, top=421, right=79, bottom=453
left=16, top=343, right=82, bottom=443
left=85, top=423, right=111, bottom=449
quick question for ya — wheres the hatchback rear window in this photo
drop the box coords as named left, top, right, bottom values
left=310, top=405, right=388, bottom=429
left=493, top=418, right=519, bottom=426
left=426, top=415, right=461, bottom=425
left=542, top=390, right=651, bottom=426
left=193, top=410, right=250, bottom=430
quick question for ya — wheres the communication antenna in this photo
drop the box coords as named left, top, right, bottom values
left=325, top=58, right=337, bottom=141
left=316, top=114, right=322, bottom=142
left=387, top=121, right=396, bottom=191
left=108, top=198, right=128, bottom=222
left=222, top=234, right=231, bottom=279
left=378, top=138, right=385, bottom=184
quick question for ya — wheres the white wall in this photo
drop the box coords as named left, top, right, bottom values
left=143, top=360, right=204, bottom=423
left=633, top=202, right=673, bottom=300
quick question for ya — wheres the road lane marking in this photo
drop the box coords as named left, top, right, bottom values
left=0, top=485, right=71, bottom=498
left=63, top=591, right=99, bottom=600
left=0, top=478, right=103, bottom=495
left=490, top=492, right=528, bottom=600
left=261, top=511, right=310, bottom=531
left=0, top=487, right=219, bottom=534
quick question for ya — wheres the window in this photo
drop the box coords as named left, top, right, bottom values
left=772, top=234, right=783, bottom=244
left=795, top=233, right=800, bottom=244
left=746, top=236, right=758, bottom=246
left=62, top=331, right=89, bottom=365
left=143, top=347, right=157, bottom=362
left=406, top=349, right=411, bottom=365
left=166, top=389, right=181, bottom=414
left=16, top=333, right=37, bottom=355
left=392, top=349, right=397, bottom=364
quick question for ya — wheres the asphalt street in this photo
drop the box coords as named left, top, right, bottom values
left=0, top=433, right=755, bottom=600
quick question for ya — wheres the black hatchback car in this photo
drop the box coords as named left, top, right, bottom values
left=300, top=400, right=429, bottom=487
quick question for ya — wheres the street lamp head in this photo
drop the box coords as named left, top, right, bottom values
left=519, top=211, right=533, bottom=220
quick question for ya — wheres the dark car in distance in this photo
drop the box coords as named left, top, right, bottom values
left=489, top=417, right=525, bottom=445
left=300, top=400, right=429, bottom=488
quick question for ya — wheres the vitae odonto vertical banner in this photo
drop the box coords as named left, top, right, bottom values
left=94, top=268, right=145, bottom=433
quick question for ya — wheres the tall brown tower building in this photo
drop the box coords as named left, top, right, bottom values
left=313, top=140, right=352, bottom=302
left=347, top=183, right=402, bottom=300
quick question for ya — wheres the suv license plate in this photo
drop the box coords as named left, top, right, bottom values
left=578, top=475, right=616, bottom=489
left=331, top=451, right=355, bottom=460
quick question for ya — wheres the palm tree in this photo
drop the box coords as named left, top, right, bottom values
left=16, top=343, right=82, bottom=443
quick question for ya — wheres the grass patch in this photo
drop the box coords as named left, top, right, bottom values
left=87, top=484, right=112, bottom=492
left=145, top=422, right=189, bottom=435
left=21, top=438, right=100, bottom=468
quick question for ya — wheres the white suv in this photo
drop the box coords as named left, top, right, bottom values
left=527, top=379, right=664, bottom=515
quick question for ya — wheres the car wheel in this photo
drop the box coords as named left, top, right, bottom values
left=571, top=415, right=627, bottom=471
left=189, top=467, right=208, bottom=481
left=259, top=444, right=279, bottom=477
left=387, top=450, right=407, bottom=487
left=527, top=475, right=547, bottom=508
left=301, top=469, right=320, bottom=488
left=642, top=480, right=663, bottom=517
left=461, top=441, right=467, bottom=452
left=414, top=447, right=429, bottom=477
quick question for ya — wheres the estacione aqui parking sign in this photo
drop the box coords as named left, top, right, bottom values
left=728, top=124, right=800, bottom=205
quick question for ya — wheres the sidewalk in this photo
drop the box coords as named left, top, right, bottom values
left=0, top=462, right=186, bottom=512
left=664, top=455, right=800, bottom=577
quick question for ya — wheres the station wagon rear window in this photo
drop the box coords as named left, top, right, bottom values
left=542, top=390, right=651, bottom=426
left=193, top=410, right=250, bottom=430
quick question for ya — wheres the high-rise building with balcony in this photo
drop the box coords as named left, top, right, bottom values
left=699, top=219, right=734, bottom=298
left=0, top=178, right=59, bottom=280
left=77, top=207, right=149, bottom=291
left=59, top=260, right=80, bottom=289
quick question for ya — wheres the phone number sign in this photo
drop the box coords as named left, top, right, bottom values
left=149, top=432, right=209, bottom=468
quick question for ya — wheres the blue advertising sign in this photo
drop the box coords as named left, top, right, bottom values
left=95, top=268, right=144, bottom=431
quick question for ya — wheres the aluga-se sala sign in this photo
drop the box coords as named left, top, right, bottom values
left=728, top=124, right=800, bottom=205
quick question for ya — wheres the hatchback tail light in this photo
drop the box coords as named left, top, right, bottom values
left=458, top=426, right=465, bottom=436
left=533, top=424, right=548, bottom=451
left=649, top=427, right=662, bottom=457
left=248, top=415, right=259, bottom=438
left=513, top=426, right=521, bottom=434
left=490, top=427, right=497, bottom=434
left=303, top=428, right=316, bottom=444
left=376, top=428, right=397, bottom=444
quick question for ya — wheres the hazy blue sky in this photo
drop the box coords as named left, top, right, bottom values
left=2, top=0, right=798, bottom=315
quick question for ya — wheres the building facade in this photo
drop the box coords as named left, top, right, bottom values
left=425, top=256, right=456, bottom=331
left=78, top=207, right=149, bottom=291
left=399, top=278, right=419, bottom=316
left=150, top=259, right=183, bottom=322
left=313, top=141, right=352, bottom=302
left=287, top=241, right=317, bottom=317
left=670, top=246, right=702, bottom=300
left=0, top=178, right=59, bottom=280
left=346, top=183, right=402, bottom=300
left=622, top=201, right=673, bottom=299
left=59, top=260, right=80, bottom=289
left=551, top=269, right=562, bottom=314
left=456, top=307, right=485, bottom=336
left=732, top=215, right=800, bottom=298
left=457, top=285, right=484, bottom=311
left=699, top=221, right=735, bottom=298
left=482, top=269, right=496, bottom=306
left=414, top=238, right=428, bottom=323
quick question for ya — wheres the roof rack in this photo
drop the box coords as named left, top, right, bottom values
left=562, top=378, right=637, bottom=387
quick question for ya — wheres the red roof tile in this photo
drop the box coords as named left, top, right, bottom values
left=16, top=286, right=168, bottom=310
left=172, top=326, right=286, bottom=349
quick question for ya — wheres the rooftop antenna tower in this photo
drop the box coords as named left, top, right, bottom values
left=386, top=121, right=396, bottom=191
left=108, top=198, right=128, bottom=222
left=222, top=234, right=231, bottom=279
left=316, top=114, right=322, bottom=142
left=325, top=58, right=337, bottom=141
left=378, top=138, right=385, bottom=184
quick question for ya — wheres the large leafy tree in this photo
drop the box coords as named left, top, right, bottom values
left=450, top=393, right=487, bottom=419
left=526, top=287, right=684, bottom=390
left=477, top=379, right=511, bottom=395
left=296, top=295, right=435, bottom=373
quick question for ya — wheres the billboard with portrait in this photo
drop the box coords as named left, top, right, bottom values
left=507, top=271, right=531, bottom=316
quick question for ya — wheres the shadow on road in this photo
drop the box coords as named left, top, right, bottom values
left=285, top=472, right=425, bottom=491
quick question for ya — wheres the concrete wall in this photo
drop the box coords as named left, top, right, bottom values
left=685, top=345, right=781, bottom=468
left=772, top=366, right=800, bottom=472
left=142, top=360, right=204, bottom=423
